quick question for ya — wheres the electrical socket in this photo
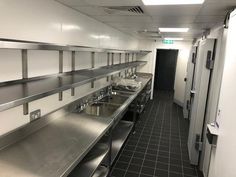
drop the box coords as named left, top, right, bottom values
left=30, top=109, right=41, bottom=122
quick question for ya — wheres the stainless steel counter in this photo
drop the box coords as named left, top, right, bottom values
left=0, top=74, right=152, bottom=177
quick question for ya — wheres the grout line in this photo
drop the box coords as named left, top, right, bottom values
left=168, top=97, right=172, bottom=177
left=154, top=93, right=167, bottom=177
left=123, top=97, right=156, bottom=177
left=176, top=103, right=185, bottom=177
left=137, top=97, right=160, bottom=177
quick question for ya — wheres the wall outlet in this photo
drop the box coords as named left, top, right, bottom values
left=30, top=109, right=41, bottom=122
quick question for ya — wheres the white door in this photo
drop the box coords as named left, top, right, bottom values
left=188, top=39, right=216, bottom=165
left=183, top=46, right=198, bottom=119
left=208, top=11, right=236, bottom=177
left=199, top=28, right=228, bottom=177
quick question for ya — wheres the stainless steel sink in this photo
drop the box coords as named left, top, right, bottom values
left=98, top=94, right=129, bottom=105
left=83, top=102, right=120, bottom=117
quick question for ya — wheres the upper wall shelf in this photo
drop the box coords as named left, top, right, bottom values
left=0, top=61, right=147, bottom=112
left=0, top=38, right=152, bottom=54
left=0, top=38, right=150, bottom=113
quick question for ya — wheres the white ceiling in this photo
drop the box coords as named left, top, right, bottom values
left=55, top=0, right=236, bottom=40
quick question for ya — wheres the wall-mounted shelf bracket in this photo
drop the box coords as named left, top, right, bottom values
left=22, top=49, right=29, bottom=115
left=71, top=51, right=76, bottom=96
left=91, top=52, right=95, bottom=88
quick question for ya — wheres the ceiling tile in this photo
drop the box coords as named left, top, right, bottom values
left=152, top=16, right=196, bottom=23
left=195, top=15, right=225, bottom=23
left=93, top=15, right=153, bottom=23
left=73, top=6, right=110, bottom=16
left=198, top=2, right=236, bottom=15
left=143, top=5, right=202, bottom=16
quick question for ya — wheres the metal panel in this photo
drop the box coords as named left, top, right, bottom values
left=69, top=143, right=109, bottom=177
left=0, top=112, right=113, bottom=177
left=0, top=61, right=147, bottom=112
left=0, top=39, right=152, bottom=54
left=111, top=120, right=133, bottom=164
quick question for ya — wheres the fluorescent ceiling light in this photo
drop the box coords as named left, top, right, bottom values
left=142, top=0, right=204, bottom=5
left=164, top=38, right=184, bottom=41
left=159, top=28, right=189, bottom=32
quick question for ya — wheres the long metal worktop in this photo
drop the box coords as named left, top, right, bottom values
left=0, top=74, right=152, bottom=177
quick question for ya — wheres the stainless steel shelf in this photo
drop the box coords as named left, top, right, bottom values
left=69, top=143, right=109, bottom=177
left=0, top=61, right=147, bottom=112
left=92, top=166, right=109, bottom=177
left=111, top=120, right=134, bottom=164
left=0, top=112, right=113, bottom=177
left=0, top=38, right=152, bottom=54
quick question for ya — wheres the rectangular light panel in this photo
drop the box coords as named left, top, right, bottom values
left=164, top=38, right=184, bottom=41
left=159, top=28, right=189, bottom=32
left=142, top=0, right=204, bottom=5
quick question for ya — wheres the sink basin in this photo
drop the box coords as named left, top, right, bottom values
left=98, top=94, right=129, bottom=105
left=83, top=102, right=120, bottom=117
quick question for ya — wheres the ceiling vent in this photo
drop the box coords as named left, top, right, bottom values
left=104, top=6, right=144, bottom=15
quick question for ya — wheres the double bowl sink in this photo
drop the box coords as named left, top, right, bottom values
left=82, top=91, right=134, bottom=118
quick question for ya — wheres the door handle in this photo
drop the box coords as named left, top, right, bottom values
left=190, top=90, right=196, bottom=97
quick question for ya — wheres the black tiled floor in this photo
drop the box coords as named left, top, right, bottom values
left=111, top=90, right=203, bottom=177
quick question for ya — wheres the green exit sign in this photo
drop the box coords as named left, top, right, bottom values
left=162, top=40, right=174, bottom=44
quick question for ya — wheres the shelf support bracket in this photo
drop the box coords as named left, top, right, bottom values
left=59, top=50, right=63, bottom=101
left=91, top=52, right=95, bottom=88
left=119, top=53, right=122, bottom=77
left=111, top=53, right=114, bottom=81
left=132, top=53, right=135, bottom=74
left=107, top=53, right=110, bottom=82
left=22, top=49, right=29, bottom=115
left=71, top=51, right=75, bottom=96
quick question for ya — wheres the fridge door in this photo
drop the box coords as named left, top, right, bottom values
left=187, top=39, right=216, bottom=165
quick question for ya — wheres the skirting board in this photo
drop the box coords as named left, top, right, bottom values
left=173, top=98, right=184, bottom=107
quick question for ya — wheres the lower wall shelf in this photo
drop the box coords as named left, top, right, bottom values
left=69, top=143, right=109, bottom=177
left=111, top=120, right=134, bottom=164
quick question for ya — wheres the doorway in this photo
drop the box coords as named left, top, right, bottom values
left=154, top=49, right=178, bottom=91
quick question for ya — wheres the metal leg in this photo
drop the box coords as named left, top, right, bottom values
left=132, top=99, right=138, bottom=134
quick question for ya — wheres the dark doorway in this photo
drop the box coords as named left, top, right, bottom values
left=154, top=49, right=178, bottom=91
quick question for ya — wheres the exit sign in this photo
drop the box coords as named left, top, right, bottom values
left=162, top=40, right=174, bottom=44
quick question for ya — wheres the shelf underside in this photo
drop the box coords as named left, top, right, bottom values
left=69, top=143, right=109, bottom=177
left=0, top=61, right=146, bottom=112
left=111, top=120, right=134, bottom=164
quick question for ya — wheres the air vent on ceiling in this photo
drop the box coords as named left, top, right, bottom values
left=104, top=6, right=144, bottom=14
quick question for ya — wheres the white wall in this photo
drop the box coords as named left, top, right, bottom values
left=0, top=0, right=138, bottom=49
left=138, top=40, right=192, bottom=104
left=0, top=0, right=142, bottom=136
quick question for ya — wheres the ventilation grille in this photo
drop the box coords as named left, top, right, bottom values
left=128, top=6, right=144, bottom=14
left=104, top=6, right=144, bottom=14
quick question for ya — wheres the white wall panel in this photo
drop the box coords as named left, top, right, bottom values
left=0, top=49, right=22, bottom=82
left=28, top=50, right=59, bottom=77
left=0, top=0, right=138, bottom=49
left=0, top=0, right=141, bottom=136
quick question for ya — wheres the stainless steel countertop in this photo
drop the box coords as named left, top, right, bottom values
left=0, top=74, right=152, bottom=177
